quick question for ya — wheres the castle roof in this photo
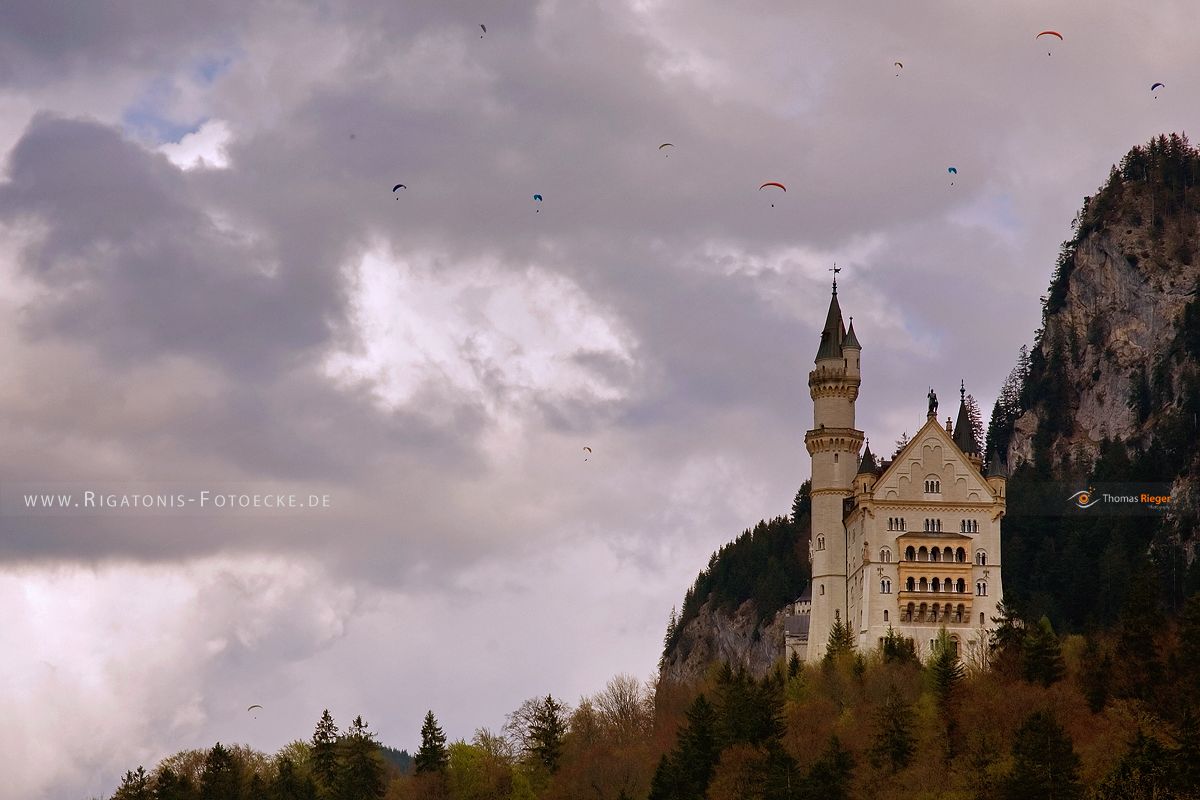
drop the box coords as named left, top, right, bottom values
left=815, top=289, right=844, bottom=361
left=953, top=381, right=980, bottom=456
left=986, top=450, right=1008, bottom=478
left=843, top=317, right=861, bottom=349
left=857, top=440, right=877, bottom=474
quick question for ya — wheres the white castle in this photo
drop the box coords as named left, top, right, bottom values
left=786, top=278, right=1006, bottom=663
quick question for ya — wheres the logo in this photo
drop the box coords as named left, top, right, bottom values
left=1067, top=488, right=1100, bottom=509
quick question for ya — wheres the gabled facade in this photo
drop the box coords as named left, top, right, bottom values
left=799, top=283, right=1005, bottom=663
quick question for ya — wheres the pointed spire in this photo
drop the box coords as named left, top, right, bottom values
left=843, top=316, right=861, bottom=349
left=954, top=380, right=980, bottom=455
left=815, top=281, right=845, bottom=361
left=986, top=449, right=1008, bottom=478
left=857, top=439, right=877, bottom=474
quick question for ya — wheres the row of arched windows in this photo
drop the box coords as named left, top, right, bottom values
left=902, top=602, right=979, bottom=624
left=903, top=545, right=969, bottom=563
left=961, top=519, right=979, bottom=533
left=904, top=576, right=969, bottom=593
left=923, top=518, right=944, bottom=532
left=924, top=479, right=941, bottom=493
left=886, top=517, right=907, bottom=531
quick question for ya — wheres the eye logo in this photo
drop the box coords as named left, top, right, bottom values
left=1068, top=489, right=1099, bottom=509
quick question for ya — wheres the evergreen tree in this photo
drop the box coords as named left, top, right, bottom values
left=269, top=757, right=316, bottom=800
left=823, top=613, right=855, bottom=664
left=414, top=710, right=449, bottom=775
left=1002, top=711, right=1082, bottom=800
left=1115, top=567, right=1164, bottom=702
left=869, top=686, right=915, bottom=774
left=1092, top=731, right=1181, bottom=800
left=112, top=766, right=152, bottom=800
left=646, top=753, right=677, bottom=800
left=199, top=743, right=241, bottom=800
left=893, top=432, right=910, bottom=457
left=800, top=736, right=854, bottom=800
left=791, top=480, right=811, bottom=524
left=880, top=626, right=917, bottom=665
left=966, top=393, right=986, bottom=455
left=153, top=766, right=194, bottom=800
left=928, top=628, right=964, bottom=708
left=311, top=709, right=341, bottom=795
left=660, top=606, right=678, bottom=670
left=990, top=601, right=1026, bottom=677
left=338, top=716, right=387, bottom=800
left=1079, top=635, right=1112, bottom=713
left=650, top=693, right=721, bottom=800
left=788, top=650, right=802, bottom=678
left=1022, top=616, right=1066, bottom=687
left=528, top=695, right=568, bottom=774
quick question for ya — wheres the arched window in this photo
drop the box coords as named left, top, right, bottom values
left=976, top=581, right=987, bottom=596
left=943, top=547, right=953, bottom=562
left=931, top=548, right=941, bottom=562
left=956, top=603, right=965, bottom=623
left=919, top=577, right=928, bottom=592
left=918, top=602, right=928, bottom=622
left=906, top=545, right=916, bottom=561
left=884, top=610, right=889, bottom=622
left=976, top=550, right=987, bottom=566
left=888, top=518, right=893, bottom=531
left=820, top=584, right=825, bottom=595
left=956, top=578, right=966, bottom=593
left=817, top=535, right=825, bottom=551
left=906, top=576, right=915, bottom=592
left=918, top=546, right=928, bottom=561
left=956, top=547, right=966, bottom=563
left=880, top=547, right=891, bottom=563
left=932, top=577, right=941, bottom=592
left=979, top=612, right=985, bottom=625
left=881, top=579, right=891, bottom=594
left=906, top=602, right=915, bottom=622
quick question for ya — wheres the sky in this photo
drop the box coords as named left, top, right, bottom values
left=0, top=1, right=1196, bottom=796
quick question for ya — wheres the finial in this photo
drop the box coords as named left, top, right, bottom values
left=960, top=379, right=966, bottom=403
left=829, top=263, right=841, bottom=294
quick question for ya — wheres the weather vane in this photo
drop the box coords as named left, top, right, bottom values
left=829, top=263, right=841, bottom=292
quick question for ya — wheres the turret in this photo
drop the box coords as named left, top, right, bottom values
left=954, top=380, right=983, bottom=471
left=986, top=450, right=1008, bottom=499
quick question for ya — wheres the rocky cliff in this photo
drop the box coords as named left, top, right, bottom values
left=659, top=597, right=790, bottom=684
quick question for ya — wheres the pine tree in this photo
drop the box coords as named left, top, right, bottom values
left=529, top=695, right=568, bottom=774
left=791, top=481, right=811, bottom=523
left=112, top=766, right=152, bottom=800
left=338, top=716, right=387, bottom=799
left=893, top=432, right=910, bottom=457
left=823, top=613, right=855, bottom=664
left=1092, top=731, right=1180, bottom=800
left=869, top=686, right=915, bottom=774
left=1002, top=711, right=1083, bottom=800
left=660, top=606, right=678, bottom=670
left=801, top=736, right=854, bottom=800
left=788, top=650, right=802, bottom=678
left=269, top=756, right=317, bottom=800
left=1022, top=616, right=1066, bottom=687
left=675, top=694, right=721, bottom=797
left=414, top=710, right=449, bottom=775
left=880, top=626, right=917, bottom=665
left=928, top=628, right=964, bottom=708
left=1079, top=635, right=1112, bottom=713
left=153, top=766, right=194, bottom=800
left=311, top=709, right=341, bottom=794
left=200, top=743, right=241, bottom=800
left=990, top=601, right=1026, bottom=677
left=646, top=753, right=677, bottom=800
left=966, top=394, right=986, bottom=455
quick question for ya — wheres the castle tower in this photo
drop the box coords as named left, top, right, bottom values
left=804, top=274, right=863, bottom=661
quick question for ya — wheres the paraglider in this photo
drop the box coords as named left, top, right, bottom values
left=392, top=184, right=406, bottom=198
left=1036, top=30, right=1062, bottom=55
left=759, top=182, right=785, bottom=207
left=659, top=143, right=674, bottom=156
left=947, top=166, right=957, bottom=186
left=1152, top=82, right=1165, bottom=98
left=894, top=61, right=903, bottom=76
left=247, top=705, right=263, bottom=719
left=583, top=446, right=592, bottom=461
left=533, top=194, right=543, bottom=212
left=480, top=24, right=487, bottom=38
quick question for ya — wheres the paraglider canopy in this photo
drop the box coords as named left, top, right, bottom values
left=480, top=24, right=486, bottom=37
left=1151, top=82, right=1165, bottom=91
left=947, top=167, right=957, bottom=174
left=1035, top=30, right=1063, bottom=40
left=658, top=143, right=674, bottom=150
left=533, top=194, right=543, bottom=201
left=392, top=184, right=406, bottom=191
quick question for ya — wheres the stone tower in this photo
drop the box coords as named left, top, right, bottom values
left=804, top=276, right=863, bottom=661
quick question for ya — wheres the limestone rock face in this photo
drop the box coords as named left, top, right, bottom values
left=1007, top=228, right=1199, bottom=468
left=659, top=598, right=787, bottom=684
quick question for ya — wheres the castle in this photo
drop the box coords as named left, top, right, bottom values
left=786, top=278, right=1006, bottom=662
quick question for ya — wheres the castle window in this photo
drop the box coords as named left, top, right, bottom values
left=924, top=479, right=941, bottom=494
left=956, top=547, right=966, bottom=563
left=932, top=577, right=941, bottom=592
left=883, top=610, right=889, bottom=622
left=943, top=547, right=953, bottom=562
left=879, top=548, right=891, bottom=563
left=906, top=577, right=915, bottom=592
left=956, top=604, right=965, bottom=623
left=881, top=578, right=891, bottom=594
left=931, top=548, right=940, bottom=562
left=959, top=519, right=978, bottom=533
left=817, top=536, right=826, bottom=551
left=905, top=546, right=915, bottom=561
left=919, top=577, right=928, bottom=592
left=918, top=546, right=928, bottom=561
left=976, top=550, right=987, bottom=566
left=834, top=454, right=838, bottom=463
left=980, top=612, right=985, bottom=625
left=820, top=584, right=825, bottom=596
left=976, top=581, right=987, bottom=596
left=956, top=578, right=966, bottom=593
left=905, top=603, right=914, bottom=622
